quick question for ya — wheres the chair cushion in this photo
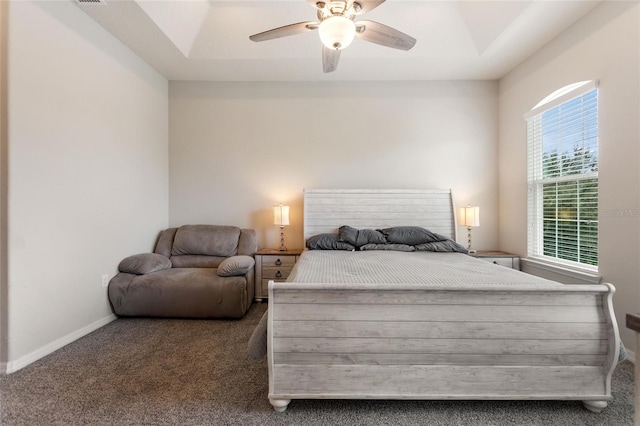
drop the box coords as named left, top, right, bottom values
left=108, top=268, right=250, bottom=318
left=171, top=225, right=241, bottom=257
left=169, top=255, right=227, bottom=268
left=154, top=228, right=178, bottom=257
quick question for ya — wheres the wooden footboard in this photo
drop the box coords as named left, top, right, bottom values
left=267, top=281, right=620, bottom=413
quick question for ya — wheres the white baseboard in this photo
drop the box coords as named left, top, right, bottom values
left=4, top=313, right=117, bottom=374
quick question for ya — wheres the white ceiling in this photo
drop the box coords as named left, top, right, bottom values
left=75, top=0, right=602, bottom=81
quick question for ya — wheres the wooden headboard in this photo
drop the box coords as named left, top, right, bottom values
left=303, top=189, right=458, bottom=242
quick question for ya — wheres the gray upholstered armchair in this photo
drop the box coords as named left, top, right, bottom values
left=108, top=225, right=258, bottom=319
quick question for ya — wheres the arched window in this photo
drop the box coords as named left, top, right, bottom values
left=524, top=81, right=598, bottom=270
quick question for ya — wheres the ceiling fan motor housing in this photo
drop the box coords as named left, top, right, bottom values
left=316, top=0, right=358, bottom=21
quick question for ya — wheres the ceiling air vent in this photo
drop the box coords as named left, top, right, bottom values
left=75, top=0, right=107, bottom=5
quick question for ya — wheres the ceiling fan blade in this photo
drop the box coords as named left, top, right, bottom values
left=355, top=20, right=416, bottom=51
left=250, top=22, right=318, bottom=42
left=352, top=0, right=386, bottom=14
left=322, top=46, right=341, bottom=73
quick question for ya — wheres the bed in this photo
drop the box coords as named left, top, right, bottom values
left=265, top=189, right=620, bottom=413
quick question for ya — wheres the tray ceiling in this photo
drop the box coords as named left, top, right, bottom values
left=75, top=0, right=602, bottom=81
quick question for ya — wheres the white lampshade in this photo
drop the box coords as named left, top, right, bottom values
left=318, top=16, right=356, bottom=50
left=273, top=204, right=290, bottom=226
left=458, top=206, right=480, bottom=227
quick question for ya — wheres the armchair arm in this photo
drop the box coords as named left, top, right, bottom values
left=217, top=255, right=255, bottom=277
left=118, top=253, right=172, bottom=275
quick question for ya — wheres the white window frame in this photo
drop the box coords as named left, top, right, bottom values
left=525, top=80, right=599, bottom=273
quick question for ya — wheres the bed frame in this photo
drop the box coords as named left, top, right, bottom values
left=267, top=189, right=620, bottom=413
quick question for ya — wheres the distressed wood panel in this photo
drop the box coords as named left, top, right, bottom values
left=273, top=303, right=604, bottom=323
left=273, top=337, right=606, bottom=355
left=273, top=352, right=606, bottom=366
left=304, top=190, right=452, bottom=200
left=305, top=206, right=453, bottom=215
left=303, top=189, right=456, bottom=241
left=271, top=365, right=605, bottom=396
left=273, top=320, right=607, bottom=340
left=303, top=192, right=453, bottom=204
left=305, top=222, right=453, bottom=234
left=274, top=290, right=602, bottom=306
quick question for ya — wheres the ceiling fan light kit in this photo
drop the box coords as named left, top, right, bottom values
left=319, top=16, right=356, bottom=50
left=249, top=0, right=416, bottom=73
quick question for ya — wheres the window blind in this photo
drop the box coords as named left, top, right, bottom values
left=526, top=83, right=598, bottom=270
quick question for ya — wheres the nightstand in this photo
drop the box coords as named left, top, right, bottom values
left=254, top=248, right=303, bottom=301
left=469, top=250, right=520, bottom=270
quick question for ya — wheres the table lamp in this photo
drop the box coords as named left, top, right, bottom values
left=458, top=205, right=480, bottom=253
left=273, top=204, right=290, bottom=252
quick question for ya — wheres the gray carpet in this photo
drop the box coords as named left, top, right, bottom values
left=0, top=303, right=633, bottom=425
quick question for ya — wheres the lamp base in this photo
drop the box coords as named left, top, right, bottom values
left=279, top=226, right=287, bottom=252
left=466, top=226, right=475, bottom=253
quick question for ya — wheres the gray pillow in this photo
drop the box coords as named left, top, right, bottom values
left=307, top=233, right=355, bottom=251
left=217, top=255, right=255, bottom=277
left=118, top=253, right=172, bottom=275
left=339, top=225, right=387, bottom=248
left=360, top=229, right=387, bottom=245
left=379, top=226, right=445, bottom=245
left=414, top=241, right=468, bottom=253
left=338, top=225, right=359, bottom=246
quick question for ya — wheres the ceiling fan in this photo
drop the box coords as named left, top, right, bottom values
left=249, top=0, right=417, bottom=73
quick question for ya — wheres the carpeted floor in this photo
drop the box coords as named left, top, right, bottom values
left=0, top=302, right=634, bottom=425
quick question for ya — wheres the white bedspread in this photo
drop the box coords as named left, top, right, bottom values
left=288, top=250, right=562, bottom=288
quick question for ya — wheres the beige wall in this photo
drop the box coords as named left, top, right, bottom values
left=0, top=0, right=7, bottom=368
left=498, top=1, right=640, bottom=348
left=3, top=1, right=169, bottom=372
left=169, top=81, right=499, bottom=251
